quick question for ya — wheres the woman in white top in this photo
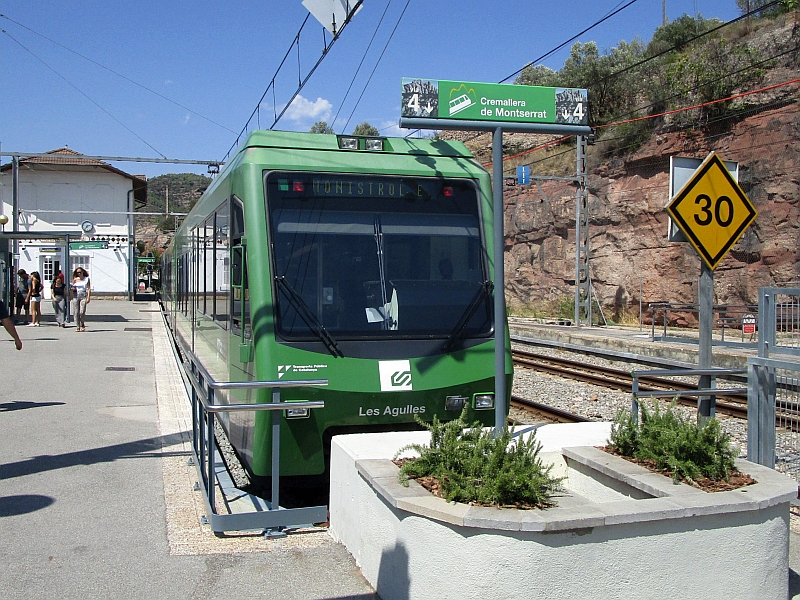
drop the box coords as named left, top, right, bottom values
left=26, top=271, right=43, bottom=327
left=70, top=267, right=91, bottom=331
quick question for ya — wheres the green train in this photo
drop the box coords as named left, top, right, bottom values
left=161, top=130, right=511, bottom=488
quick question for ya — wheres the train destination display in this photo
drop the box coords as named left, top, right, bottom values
left=401, top=78, right=588, bottom=126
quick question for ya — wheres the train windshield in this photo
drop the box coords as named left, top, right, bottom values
left=266, top=172, right=492, bottom=342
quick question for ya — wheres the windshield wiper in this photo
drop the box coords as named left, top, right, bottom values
left=275, top=276, right=343, bottom=358
left=441, top=280, right=493, bottom=353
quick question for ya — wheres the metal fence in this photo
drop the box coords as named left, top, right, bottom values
left=162, top=309, right=329, bottom=535
left=747, top=356, right=800, bottom=481
left=744, top=288, right=800, bottom=482
left=758, top=287, right=800, bottom=358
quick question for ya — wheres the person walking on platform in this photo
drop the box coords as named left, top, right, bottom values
left=70, top=267, right=91, bottom=331
left=1, top=299, right=22, bottom=350
left=15, top=269, right=30, bottom=324
left=26, top=271, right=43, bottom=327
left=51, top=272, right=67, bottom=327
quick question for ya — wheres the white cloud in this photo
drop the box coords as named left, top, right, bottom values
left=164, top=80, right=174, bottom=86
left=183, top=114, right=191, bottom=125
left=283, top=95, right=332, bottom=122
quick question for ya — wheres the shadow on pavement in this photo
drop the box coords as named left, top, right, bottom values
left=0, top=400, right=66, bottom=412
left=0, top=494, right=55, bottom=516
left=0, top=432, right=188, bottom=481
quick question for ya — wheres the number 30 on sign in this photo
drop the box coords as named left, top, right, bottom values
left=666, top=152, right=758, bottom=270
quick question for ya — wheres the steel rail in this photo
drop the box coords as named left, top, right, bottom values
left=510, top=395, right=589, bottom=424
left=511, top=350, right=750, bottom=420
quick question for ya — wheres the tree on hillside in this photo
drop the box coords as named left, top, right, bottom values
left=515, top=65, right=560, bottom=88
left=736, top=0, right=793, bottom=16
left=310, top=121, right=334, bottom=134
left=558, top=40, right=646, bottom=124
left=646, top=14, right=723, bottom=56
left=352, top=122, right=379, bottom=136
left=664, top=38, right=763, bottom=119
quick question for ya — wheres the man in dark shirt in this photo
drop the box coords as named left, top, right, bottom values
left=1, top=299, right=22, bottom=350
left=15, top=269, right=30, bottom=323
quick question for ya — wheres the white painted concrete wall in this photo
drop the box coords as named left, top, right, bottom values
left=329, top=424, right=791, bottom=600
left=2, top=166, right=134, bottom=295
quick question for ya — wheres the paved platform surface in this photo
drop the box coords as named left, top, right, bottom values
left=0, top=300, right=377, bottom=600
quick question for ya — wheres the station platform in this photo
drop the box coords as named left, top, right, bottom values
left=508, top=317, right=758, bottom=368
left=0, top=300, right=377, bottom=600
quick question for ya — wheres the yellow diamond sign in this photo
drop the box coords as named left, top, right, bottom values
left=666, top=152, right=757, bottom=270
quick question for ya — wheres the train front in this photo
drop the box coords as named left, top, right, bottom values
left=247, top=136, right=510, bottom=483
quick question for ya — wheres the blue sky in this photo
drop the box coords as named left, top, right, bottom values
left=0, top=0, right=743, bottom=179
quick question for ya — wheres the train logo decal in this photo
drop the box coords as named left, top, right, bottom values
left=379, top=360, right=413, bottom=392
left=278, top=364, right=328, bottom=379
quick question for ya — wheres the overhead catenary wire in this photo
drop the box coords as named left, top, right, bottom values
left=484, top=3, right=794, bottom=169
left=1, top=28, right=167, bottom=159
left=498, top=0, right=641, bottom=84
left=405, top=0, right=641, bottom=140
left=0, top=13, right=238, bottom=136
left=331, top=0, right=394, bottom=132
left=487, top=74, right=800, bottom=171
left=225, top=0, right=365, bottom=161
left=341, top=0, right=411, bottom=134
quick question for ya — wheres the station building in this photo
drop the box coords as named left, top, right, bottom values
left=0, top=148, right=147, bottom=301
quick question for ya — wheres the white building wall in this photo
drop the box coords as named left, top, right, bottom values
left=1, top=166, right=134, bottom=296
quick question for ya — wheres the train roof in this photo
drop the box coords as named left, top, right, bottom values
left=237, top=130, right=475, bottom=159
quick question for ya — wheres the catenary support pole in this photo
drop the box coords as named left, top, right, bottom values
left=493, top=127, right=506, bottom=435
left=12, top=156, right=19, bottom=259
left=698, top=262, right=715, bottom=423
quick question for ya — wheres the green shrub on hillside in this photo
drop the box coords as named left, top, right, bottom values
left=395, top=410, right=563, bottom=508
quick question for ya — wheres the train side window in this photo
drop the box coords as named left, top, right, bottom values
left=214, top=202, right=229, bottom=328
left=230, top=198, right=250, bottom=338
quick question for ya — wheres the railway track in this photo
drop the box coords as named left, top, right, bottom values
left=512, top=348, right=751, bottom=420
left=509, top=395, right=589, bottom=425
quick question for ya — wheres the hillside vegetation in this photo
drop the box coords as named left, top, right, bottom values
left=445, top=6, right=800, bottom=319
left=136, top=173, right=211, bottom=248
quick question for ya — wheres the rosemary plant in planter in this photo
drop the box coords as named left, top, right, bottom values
left=394, top=410, right=563, bottom=509
left=608, top=401, right=742, bottom=486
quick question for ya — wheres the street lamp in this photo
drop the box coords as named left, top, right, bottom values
left=0, top=214, right=8, bottom=231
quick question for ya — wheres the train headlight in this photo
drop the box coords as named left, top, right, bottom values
left=338, top=136, right=359, bottom=150
left=365, top=138, right=384, bottom=151
left=445, top=396, right=467, bottom=411
left=286, top=407, right=310, bottom=419
left=473, top=394, right=495, bottom=410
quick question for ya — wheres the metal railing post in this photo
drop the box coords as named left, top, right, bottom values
left=747, top=357, right=777, bottom=468
left=759, top=290, right=773, bottom=358
left=271, top=388, right=281, bottom=510
left=747, top=360, right=760, bottom=464
left=207, top=386, right=216, bottom=515
left=631, top=374, right=640, bottom=427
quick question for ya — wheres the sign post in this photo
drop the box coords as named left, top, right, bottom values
left=666, top=152, right=757, bottom=422
left=400, top=78, right=591, bottom=435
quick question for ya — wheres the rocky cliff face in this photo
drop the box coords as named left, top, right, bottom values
left=495, top=101, right=800, bottom=323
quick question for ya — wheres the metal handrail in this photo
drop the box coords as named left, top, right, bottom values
left=630, top=367, right=747, bottom=424
left=162, top=307, right=329, bottom=534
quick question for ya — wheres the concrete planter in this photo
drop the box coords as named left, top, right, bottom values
left=329, top=423, right=797, bottom=600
